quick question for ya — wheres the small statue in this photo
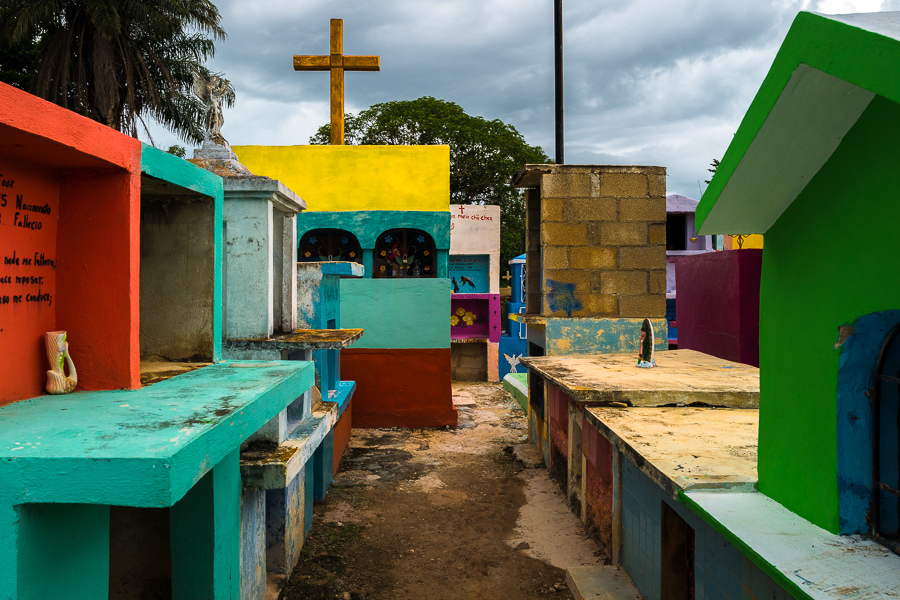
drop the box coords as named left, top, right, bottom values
left=45, top=331, right=77, bottom=394
left=636, top=319, right=656, bottom=368
left=193, top=69, right=236, bottom=146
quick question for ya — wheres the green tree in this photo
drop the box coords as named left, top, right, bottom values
left=0, top=0, right=227, bottom=144
left=311, top=97, right=549, bottom=267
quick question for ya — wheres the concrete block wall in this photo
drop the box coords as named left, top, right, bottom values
left=451, top=342, right=488, bottom=381
left=620, top=457, right=792, bottom=600
left=518, top=165, right=667, bottom=319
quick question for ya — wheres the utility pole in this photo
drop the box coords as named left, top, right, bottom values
left=554, top=0, right=564, bottom=164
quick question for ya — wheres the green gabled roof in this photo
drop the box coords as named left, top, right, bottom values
left=697, top=12, right=900, bottom=234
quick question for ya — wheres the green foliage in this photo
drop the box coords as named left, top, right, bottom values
left=0, top=0, right=227, bottom=144
left=0, top=30, right=40, bottom=90
left=166, top=145, right=187, bottom=158
left=311, top=97, right=549, bottom=266
left=704, top=158, right=720, bottom=185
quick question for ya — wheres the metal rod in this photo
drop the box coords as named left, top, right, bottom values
left=554, top=0, right=564, bottom=164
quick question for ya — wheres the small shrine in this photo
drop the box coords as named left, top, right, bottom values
left=187, top=93, right=365, bottom=588
left=449, top=204, right=501, bottom=381
left=662, top=194, right=714, bottom=347
left=499, top=253, right=528, bottom=383
left=235, top=144, right=457, bottom=428
left=0, top=82, right=315, bottom=599
left=509, top=164, right=669, bottom=465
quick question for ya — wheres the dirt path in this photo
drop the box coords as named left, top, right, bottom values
left=278, top=382, right=601, bottom=600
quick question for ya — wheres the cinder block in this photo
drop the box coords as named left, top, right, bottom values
left=600, top=173, right=648, bottom=198
left=618, top=197, right=666, bottom=222
left=541, top=197, right=566, bottom=222
left=542, top=172, right=592, bottom=197
left=542, top=222, right=589, bottom=246
left=619, top=294, right=666, bottom=318
left=618, top=246, right=666, bottom=270
left=543, top=246, right=570, bottom=269
left=649, top=223, right=666, bottom=246
left=648, top=172, right=667, bottom=198
left=543, top=270, right=591, bottom=295
left=599, top=222, right=648, bottom=246
left=583, top=293, right=618, bottom=316
left=599, top=271, right=648, bottom=295
left=565, top=197, right=617, bottom=222
left=570, top=246, right=616, bottom=270
left=649, top=270, right=667, bottom=294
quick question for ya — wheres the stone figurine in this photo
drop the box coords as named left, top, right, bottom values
left=636, top=319, right=656, bottom=368
left=45, top=331, right=77, bottom=394
left=192, top=70, right=235, bottom=146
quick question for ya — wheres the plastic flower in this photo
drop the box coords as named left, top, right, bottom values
left=416, top=235, right=425, bottom=243
left=463, top=311, right=477, bottom=326
left=456, top=307, right=466, bottom=316
left=451, top=315, right=459, bottom=326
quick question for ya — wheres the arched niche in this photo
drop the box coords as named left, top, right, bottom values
left=373, top=229, right=436, bottom=278
left=299, top=229, right=362, bottom=263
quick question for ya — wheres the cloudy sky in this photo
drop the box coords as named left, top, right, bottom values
left=146, top=0, right=897, bottom=197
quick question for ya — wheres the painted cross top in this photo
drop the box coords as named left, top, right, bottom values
left=293, top=19, right=380, bottom=145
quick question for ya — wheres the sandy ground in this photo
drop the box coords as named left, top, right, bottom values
left=277, top=382, right=601, bottom=600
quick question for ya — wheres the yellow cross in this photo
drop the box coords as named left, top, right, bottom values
left=293, top=19, right=380, bottom=145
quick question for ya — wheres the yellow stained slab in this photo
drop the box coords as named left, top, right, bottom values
left=226, top=328, right=364, bottom=351
left=585, top=406, right=758, bottom=495
left=521, top=349, right=758, bottom=408
left=139, top=361, right=211, bottom=387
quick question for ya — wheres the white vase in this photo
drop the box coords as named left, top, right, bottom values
left=45, top=331, right=77, bottom=394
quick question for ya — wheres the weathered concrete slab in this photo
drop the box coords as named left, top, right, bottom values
left=0, top=361, right=314, bottom=507
left=226, top=328, right=364, bottom=352
left=585, top=406, right=758, bottom=497
left=566, top=566, right=641, bottom=600
left=240, top=395, right=343, bottom=490
left=521, top=349, right=759, bottom=408
left=685, top=490, right=900, bottom=600
left=139, top=360, right=211, bottom=386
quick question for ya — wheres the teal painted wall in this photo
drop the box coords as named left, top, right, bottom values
left=758, top=95, right=900, bottom=532
left=341, top=278, right=450, bottom=349
left=298, top=210, right=450, bottom=279
left=18, top=504, right=110, bottom=599
left=140, top=145, right=224, bottom=361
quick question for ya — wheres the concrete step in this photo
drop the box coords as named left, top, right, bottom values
left=566, top=566, right=642, bottom=600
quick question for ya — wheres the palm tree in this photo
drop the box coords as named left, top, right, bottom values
left=1, top=0, right=228, bottom=144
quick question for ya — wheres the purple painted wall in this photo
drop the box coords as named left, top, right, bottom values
left=674, top=249, right=762, bottom=367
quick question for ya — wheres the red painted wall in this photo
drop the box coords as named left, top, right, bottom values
left=583, top=421, right=613, bottom=562
left=547, top=384, right=571, bottom=489
left=674, top=249, right=762, bottom=367
left=0, top=82, right=142, bottom=404
left=341, top=348, right=456, bottom=428
left=333, top=404, right=352, bottom=476
left=0, top=159, right=60, bottom=401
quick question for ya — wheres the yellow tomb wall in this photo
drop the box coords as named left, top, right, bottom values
left=725, top=234, right=764, bottom=249
left=233, top=145, right=450, bottom=212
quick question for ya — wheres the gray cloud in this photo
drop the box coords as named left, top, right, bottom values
left=144, top=0, right=891, bottom=198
